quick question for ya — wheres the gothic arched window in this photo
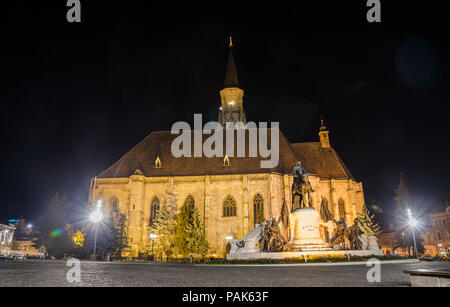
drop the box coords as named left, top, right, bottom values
left=338, top=199, right=346, bottom=221
left=184, top=195, right=195, bottom=212
left=109, top=197, right=119, bottom=214
left=223, top=195, right=237, bottom=217
left=253, top=193, right=264, bottom=225
left=149, top=197, right=160, bottom=226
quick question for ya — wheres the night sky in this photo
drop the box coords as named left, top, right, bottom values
left=1, top=1, right=449, bottom=225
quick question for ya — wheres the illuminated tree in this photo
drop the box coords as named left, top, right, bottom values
left=355, top=203, right=381, bottom=236
left=149, top=204, right=175, bottom=257
left=172, top=202, right=209, bottom=257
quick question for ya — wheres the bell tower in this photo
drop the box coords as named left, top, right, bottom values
left=218, top=37, right=246, bottom=126
left=318, top=116, right=330, bottom=149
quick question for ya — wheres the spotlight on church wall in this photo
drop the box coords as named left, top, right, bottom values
left=225, top=236, right=233, bottom=241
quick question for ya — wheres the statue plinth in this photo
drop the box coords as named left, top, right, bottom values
left=289, top=208, right=331, bottom=250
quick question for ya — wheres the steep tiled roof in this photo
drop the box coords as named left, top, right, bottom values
left=98, top=130, right=353, bottom=180
left=290, top=142, right=353, bottom=179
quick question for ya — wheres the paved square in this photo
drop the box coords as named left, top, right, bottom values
left=0, top=260, right=449, bottom=287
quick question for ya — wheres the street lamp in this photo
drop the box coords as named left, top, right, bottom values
left=90, top=200, right=103, bottom=259
left=149, top=233, right=157, bottom=260
left=407, top=208, right=419, bottom=259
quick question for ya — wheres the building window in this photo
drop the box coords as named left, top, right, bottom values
left=149, top=197, right=160, bottom=226
left=109, top=197, right=119, bottom=213
left=253, top=194, right=264, bottom=225
left=184, top=195, right=195, bottom=212
left=224, top=155, right=230, bottom=167
left=338, top=199, right=346, bottom=221
left=443, top=219, right=447, bottom=227
left=155, top=156, right=162, bottom=168
left=223, top=195, right=237, bottom=217
left=437, top=232, right=442, bottom=241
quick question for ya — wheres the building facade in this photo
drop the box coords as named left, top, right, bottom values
left=88, top=42, right=367, bottom=258
left=0, top=223, right=15, bottom=254
left=378, top=205, right=450, bottom=257
left=421, top=206, right=450, bottom=257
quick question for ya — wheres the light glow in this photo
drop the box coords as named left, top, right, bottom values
left=90, top=210, right=103, bottom=223
left=408, top=218, right=418, bottom=227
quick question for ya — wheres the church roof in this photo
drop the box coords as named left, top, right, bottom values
left=290, top=142, right=354, bottom=179
left=97, top=130, right=354, bottom=180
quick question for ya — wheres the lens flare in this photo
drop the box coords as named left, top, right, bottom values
left=50, top=228, right=63, bottom=238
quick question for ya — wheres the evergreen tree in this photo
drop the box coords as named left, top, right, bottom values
left=96, top=214, right=116, bottom=257
left=111, top=213, right=129, bottom=259
left=34, top=193, right=74, bottom=258
left=186, top=207, right=209, bottom=257
left=393, top=173, right=425, bottom=256
left=88, top=213, right=129, bottom=260
left=395, top=172, right=412, bottom=218
left=355, top=203, right=381, bottom=236
left=149, top=204, right=175, bottom=257
left=172, top=203, right=209, bottom=257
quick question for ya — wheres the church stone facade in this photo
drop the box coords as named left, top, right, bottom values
left=88, top=41, right=366, bottom=258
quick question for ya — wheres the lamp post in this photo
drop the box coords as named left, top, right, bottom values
left=90, top=200, right=103, bottom=259
left=149, top=233, right=157, bottom=260
left=407, top=208, right=419, bottom=259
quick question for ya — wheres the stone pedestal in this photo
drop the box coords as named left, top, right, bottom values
left=289, top=208, right=330, bottom=250
left=367, top=236, right=381, bottom=251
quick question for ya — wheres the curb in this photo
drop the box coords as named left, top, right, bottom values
left=196, top=259, right=421, bottom=267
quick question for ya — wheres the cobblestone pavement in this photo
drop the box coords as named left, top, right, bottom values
left=0, top=260, right=449, bottom=287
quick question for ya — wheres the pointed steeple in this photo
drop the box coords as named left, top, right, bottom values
left=218, top=36, right=246, bottom=126
left=224, top=36, right=239, bottom=88
left=318, top=115, right=330, bottom=148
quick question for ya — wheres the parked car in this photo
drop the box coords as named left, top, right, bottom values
left=0, top=255, right=7, bottom=261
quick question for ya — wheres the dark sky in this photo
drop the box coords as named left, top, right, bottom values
left=1, top=1, right=449, bottom=224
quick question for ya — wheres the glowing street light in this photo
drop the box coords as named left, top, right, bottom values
left=90, top=200, right=103, bottom=259
left=90, top=210, right=103, bottom=223
left=407, top=208, right=419, bottom=259
left=225, top=236, right=233, bottom=241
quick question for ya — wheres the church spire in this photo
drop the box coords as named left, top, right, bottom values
left=218, top=36, right=246, bottom=126
left=318, top=115, right=331, bottom=148
left=224, top=36, right=239, bottom=88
